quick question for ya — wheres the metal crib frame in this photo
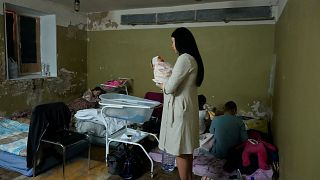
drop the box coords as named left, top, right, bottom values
left=100, top=105, right=159, bottom=178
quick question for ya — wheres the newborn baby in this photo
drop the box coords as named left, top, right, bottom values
left=151, top=56, right=172, bottom=84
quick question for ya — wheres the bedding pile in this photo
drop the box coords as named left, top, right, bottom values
left=75, top=109, right=129, bottom=137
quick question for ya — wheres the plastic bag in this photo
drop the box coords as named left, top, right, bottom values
left=8, top=57, right=18, bottom=79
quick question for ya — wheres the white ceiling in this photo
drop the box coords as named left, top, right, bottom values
left=48, top=0, right=251, bottom=13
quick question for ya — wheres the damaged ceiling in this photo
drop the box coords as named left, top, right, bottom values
left=48, top=0, right=273, bottom=13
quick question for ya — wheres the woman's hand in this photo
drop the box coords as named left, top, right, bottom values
left=156, top=83, right=164, bottom=90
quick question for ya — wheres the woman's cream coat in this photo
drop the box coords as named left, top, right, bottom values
left=159, top=53, right=199, bottom=155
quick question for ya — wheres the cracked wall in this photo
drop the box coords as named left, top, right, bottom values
left=87, top=26, right=275, bottom=112
left=0, top=17, right=87, bottom=116
left=87, top=11, right=119, bottom=31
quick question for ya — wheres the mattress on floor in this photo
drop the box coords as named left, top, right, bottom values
left=0, top=150, right=32, bottom=176
left=0, top=119, right=32, bottom=176
left=0, top=119, right=29, bottom=156
left=0, top=118, right=90, bottom=177
left=0, top=151, right=32, bottom=176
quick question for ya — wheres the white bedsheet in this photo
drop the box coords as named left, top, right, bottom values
left=75, top=109, right=129, bottom=137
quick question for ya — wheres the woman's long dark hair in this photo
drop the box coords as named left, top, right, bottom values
left=171, top=27, right=204, bottom=87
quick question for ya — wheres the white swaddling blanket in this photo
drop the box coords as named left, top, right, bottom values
left=151, top=56, right=172, bottom=84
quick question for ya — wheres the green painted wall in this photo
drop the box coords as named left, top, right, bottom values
left=87, top=25, right=275, bottom=111
left=0, top=17, right=88, bottom=116
left=273, top=0, right=320, bottom=179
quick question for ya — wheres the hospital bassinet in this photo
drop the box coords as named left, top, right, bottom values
left=99, top=93, right=161, bottom=178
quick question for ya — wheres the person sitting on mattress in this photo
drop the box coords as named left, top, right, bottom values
left=68, top=86, right=106, bottom=128
left=209, top=101, right=248, bottom=158
left=198, top=94, right=210, bottom=135
left=82, top=86, right=105, bottom=103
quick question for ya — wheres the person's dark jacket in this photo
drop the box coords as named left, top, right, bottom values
left=27, top=102, right=70, bottom=168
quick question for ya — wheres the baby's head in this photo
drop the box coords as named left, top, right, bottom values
left=151, top=56, right=165, bottom=68
left=91, top=86, right=106, bottom=97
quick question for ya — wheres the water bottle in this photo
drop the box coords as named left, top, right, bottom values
left=41, top=63, right=46, bottom=76
left=237, top=169, right=246, bottom=180
left=161, top=150, right=175, bottom=172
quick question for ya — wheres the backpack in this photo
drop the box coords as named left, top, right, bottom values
left=108, top=143, right=146, bottom=179
left=107, top=144, right=127, bottom=175
left=119, top=150, right=138, bottom=179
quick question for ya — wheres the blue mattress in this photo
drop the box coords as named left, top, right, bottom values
left=0, top=118, right=89, bottom=177
left=0, top=150, right=32, bottom=176
left=0, top=119, right=32, bottom=176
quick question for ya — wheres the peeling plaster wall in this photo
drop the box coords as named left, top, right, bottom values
left=87, top=25, right=275, bottom=111
left=86, top=3, right=275, bottom=113
left=86, top=1, right=277, bottom=31
left=87, top=12, right=118, bottom=31
left=0, top=0, right=86, bottom=27
left=0, top=18, right=87, bottom=116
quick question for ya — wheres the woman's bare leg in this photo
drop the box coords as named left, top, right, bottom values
left=176, top=154, right=193, bottom=180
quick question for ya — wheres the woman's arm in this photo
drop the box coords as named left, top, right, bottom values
left=163, top=54, right=193, bottom=94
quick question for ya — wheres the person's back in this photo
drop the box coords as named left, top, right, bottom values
left=198, top=94, right=210, bottom=134
left=209, top=101, right=247, bottom=158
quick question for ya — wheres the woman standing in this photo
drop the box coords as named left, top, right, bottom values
left=158, top=27, right=204, bottom=180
